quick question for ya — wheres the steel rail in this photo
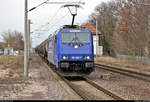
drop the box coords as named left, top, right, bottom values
left=85, top=78, right=123, bottom=100
left=95, top=63, right=150, bottom=82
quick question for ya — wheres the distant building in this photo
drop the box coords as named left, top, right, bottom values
left=4, top=44, right=14, bottom=55
left=81, top=23, right=103, bottom=56
left=0, top=42, right=20, bottom=55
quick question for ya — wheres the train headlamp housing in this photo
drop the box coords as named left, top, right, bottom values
left=63, top=56, right=68, bottom=60
left=85, top=56, right=90, bottom=60
left=74, top=45, right=79, bottom=49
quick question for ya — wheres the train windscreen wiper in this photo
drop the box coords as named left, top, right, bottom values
left=75, top=37, right=82, bottom=43
left=70, top=37, right=76, bottom=43
left=70, top=33, right=82, bottom=43
left=70, top=37, right=82, bottom=43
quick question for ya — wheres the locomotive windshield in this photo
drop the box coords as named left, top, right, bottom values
left=62, top=32, right=90, bottom=43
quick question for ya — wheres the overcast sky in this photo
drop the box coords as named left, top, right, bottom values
left=0, top=0, right=110, bottom=48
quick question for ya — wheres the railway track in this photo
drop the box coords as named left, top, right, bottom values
left=85, top=78, right=123, bottom=100
left=60, top=76, right=123, bottom=100
left=95, top=63, right=150, bottom=82
left=53, top=71, right=123, bottom=100
left=39, top=54, right=123, bottom=100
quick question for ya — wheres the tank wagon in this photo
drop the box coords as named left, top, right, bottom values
left=36, top=25, right=94, bottom=76
left=36, top=39, right=48, bottom=59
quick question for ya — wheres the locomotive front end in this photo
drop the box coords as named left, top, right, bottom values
left=58, top=29, right=94, bottom=75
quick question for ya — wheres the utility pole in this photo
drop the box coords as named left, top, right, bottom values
left=30, top=38, right=32, bottom=54
left=96, top=19, right=98, bottom=61
left=27, top=19, right=31, bottom=58
left=24, top=0, right=28, bottom=77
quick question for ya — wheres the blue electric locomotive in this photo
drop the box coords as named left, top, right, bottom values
left=47, top=26, right=94, bottom=76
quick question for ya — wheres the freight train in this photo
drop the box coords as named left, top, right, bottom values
left=36, top=25, right=94, bottom=76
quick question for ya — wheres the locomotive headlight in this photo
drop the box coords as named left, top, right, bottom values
left=85, top=56, right=90, bottom=60
left=74, top=45, right=78, bottom=49
left=63, top=56, right=68, bottom=60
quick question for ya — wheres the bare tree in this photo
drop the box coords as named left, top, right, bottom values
left=88, top=0, right=126, bottom=56
left=2, top=30, right=24, bottom=51
left=116, top=0, right=150, bottom=57
left=88, top=0, right=150, bottom=58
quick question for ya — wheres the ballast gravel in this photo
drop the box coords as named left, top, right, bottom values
left=87, top=67, right=150, bottom=100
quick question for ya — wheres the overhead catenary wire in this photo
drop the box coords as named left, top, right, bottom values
left=42, top=5, right=79, bottom=32
left=31, top=0, right=83, bottom=43
left=32, top=10, right=70, bottom=35
left=31, top=11, right=70, bottom=45
left=42, top=10, right=70, bottom=32
left=28, top=0, right=50, bottom=12
left=31, top=0, right=84, bottom=34
left=46, top=1, right=85, bottom=5
left=31, top=0, right=84, bottom=33
left=31, top=7, right=61, bottom=33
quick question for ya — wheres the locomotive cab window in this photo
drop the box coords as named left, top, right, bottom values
left=61, top=32, right=90, bottom=43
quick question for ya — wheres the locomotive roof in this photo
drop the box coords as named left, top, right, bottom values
left=47, top=26, right=92, bottom=40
